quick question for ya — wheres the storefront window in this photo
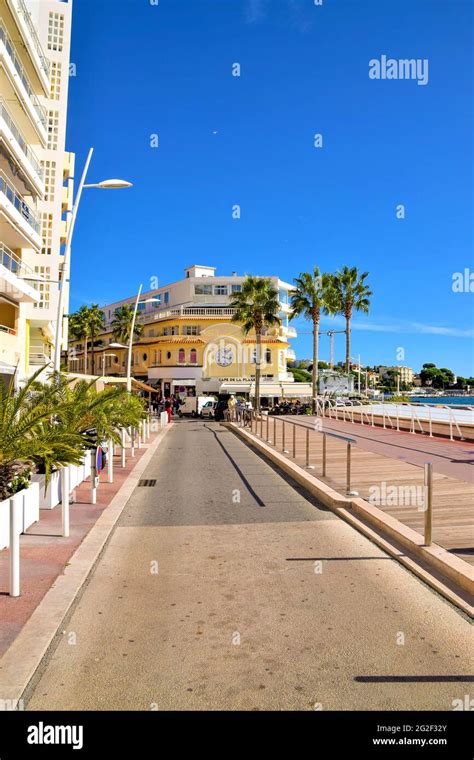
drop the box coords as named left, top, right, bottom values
left=178, top=348, right=185, bottom=363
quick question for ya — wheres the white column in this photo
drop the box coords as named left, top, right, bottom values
left=61, top=465, right=70, bottom=538
left=9, top=493, right=21, bottom=597
left=108, top=438, right=114, bottom=483
left=121, top=428, right=126, bottom=468
left=91, top=450, right=97, bottom=504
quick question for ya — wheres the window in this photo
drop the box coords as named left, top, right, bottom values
left=164, top=291, right=169, bottom=304
left=41, top=161, right=56, bottom=201
left=48, top=12, right=65, bottom=52
left=194, top=284, right=212, bottom=295
left=50, top=61, right=62, bottom=101
left=137, top=303, right=146, bottom=312
left=162, top=326, right=179, bottom=336
left=47, top=111, right=59, bottom=150
left=152, top=296, right=161, bottom=308
left=178, top=348, right=185, bottom=363
left=265, top=349, right=272, bottom=364
left=166, top=351, right=171, bottom=360
left=190, top=349, right=197, bottom=364
left=183, top=325, right=199, bottom=335
left=41, top=213, right=53, bottom=255
left=231, top=284, right=242, bottom=293
left=143, top=353, right=148, bottom=362
left=279, top=288, right=288, bottom=305
left=33, top=266, right=50, bottom=308
left=214, top=285, right=228, bottom=296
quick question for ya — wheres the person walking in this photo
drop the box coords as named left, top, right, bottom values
left=164, top=397, right=172, bottom=424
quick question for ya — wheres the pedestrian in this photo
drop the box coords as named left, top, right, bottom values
left=164, top=397, right=172, bottom=424
left=226, top=394, right=237, bottom=422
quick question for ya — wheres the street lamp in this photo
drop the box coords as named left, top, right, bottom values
left=53, top=147, right=132, bottom=373
left=126, top=286, right=160, bottom=392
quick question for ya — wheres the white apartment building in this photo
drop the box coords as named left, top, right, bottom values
left=0, top=0, right=73, bottom=387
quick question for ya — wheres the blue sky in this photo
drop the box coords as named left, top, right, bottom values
left=66, top=0, right=473, bottom=376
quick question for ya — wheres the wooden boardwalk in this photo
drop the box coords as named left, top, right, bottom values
left=245, top=414, right=474, bottom=567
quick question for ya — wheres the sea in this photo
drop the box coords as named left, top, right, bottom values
left=409, top=396, right=474, bottom=406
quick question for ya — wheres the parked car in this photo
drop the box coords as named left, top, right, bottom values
left=200, top=400, right=218, bottom=418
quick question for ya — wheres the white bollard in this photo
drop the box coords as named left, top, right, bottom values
left=131, top=427, right=135, bottom=457
left=108, top=438, right=114, bottom=483
left=121, top=428, right=126, bottom=468
left=90, top=450, right=97, bottom=505
left=137, top=424, right=142, bottom=449
left=9, top=492, right=21, bottom=597
left=61, top=465, right=70, bottom=538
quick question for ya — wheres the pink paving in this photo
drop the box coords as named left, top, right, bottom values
left=0, top=437, right=157, bottom=658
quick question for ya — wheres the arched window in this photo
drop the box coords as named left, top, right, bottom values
left=143, top=353, right=148, bottom=362
left=265, top=348, right=271, bottom=364
left=178, top=349, right=185, bottom=363
left=166, top=351, right=171, bottom=360
left=190, top=348, right=197, bottom=364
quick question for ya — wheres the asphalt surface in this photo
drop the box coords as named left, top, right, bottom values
left=26, top=420, right=473, bottom=711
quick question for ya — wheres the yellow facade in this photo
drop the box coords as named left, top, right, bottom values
left=68, top=315, right=290, bottom=391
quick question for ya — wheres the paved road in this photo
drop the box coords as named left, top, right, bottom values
left=26, top=421, right=472, bottom=711
left=283, top=416, right=474, bottom=482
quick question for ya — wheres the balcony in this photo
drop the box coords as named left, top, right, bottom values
left=0, top=170, right=42, bottom=250
left=0, top=324, right=19, bottom=368
left=8, top=0, right=51, bottom=93
left=0, top=97, right=44, bottom=196
left=0, top=241, right=40, bottom=302
left=0, top=20, right=47, bottom=143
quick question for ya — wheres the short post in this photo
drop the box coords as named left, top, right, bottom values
left=9, top=493, right=21, bottom=597
left=266, top=414, right=270, bottom=443
left=260, top=413, right=264, bottom=438
left=346, top=442, right=358, bottom=497
left=292, top=423, right=296, bottom=458
left=61, top=465, right=70, bottom=538
left=273, top=416, right=276, bottom=445
left=90, top=449, right=97, bottom=505
left=131, top=427, right=135, bottom=457
left=322, top=433, right=327, bottom=476
left=108, top=438, right=114, bottom=484
left=137, top=424, right=142, bottom=449
left=424, top=462, right=433, bottom=546
left=305, top=427, right=314, bottom=469
left=121, top=428, right=126, bottom=468
left=282, top=420, right=285, bottom=451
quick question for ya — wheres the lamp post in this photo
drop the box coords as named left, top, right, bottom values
left=53, top=146, right=132, bottom=373
left=126, top=288, right=160, bottom=392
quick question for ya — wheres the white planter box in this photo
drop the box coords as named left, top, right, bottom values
left=22, top=482, right=39, bottom=531
left=31, top=471, right=61, bottom=510
left=0, top=495, right=9, bottom=551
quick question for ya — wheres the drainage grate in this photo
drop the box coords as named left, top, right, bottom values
left=138, top=479, right=157, bottom=487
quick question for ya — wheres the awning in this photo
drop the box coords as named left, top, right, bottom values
left=219, top=381, right=313, bottom=398
left=132, top=378, right=158, bottom=393
left=0, top=361, right=15, bottom=375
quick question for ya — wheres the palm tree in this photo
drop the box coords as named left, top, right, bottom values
left=84, top=304, right=105, bottom=375
left=329, top=266, right=372, bottom=373
left=111, top=304, right=143, bottom=344
left=68, top=305, right=90, bottom=374
left=230, top=276, right=280, bottom=413
left=0, top=368, right=86, bottom=500
left=290, top=267, right=334, bottom=413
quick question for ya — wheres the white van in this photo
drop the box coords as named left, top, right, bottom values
left=200, top=399, right=218, bottom=419
left=177, top=396, right=215, bottom=417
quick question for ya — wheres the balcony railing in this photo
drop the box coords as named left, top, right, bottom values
left=0, top=240, right=38, bottom=285
left=0, top=97, right=43, bottom=179
left=15, top=0, right=50, bottom=78
left=0, top=21, right=47, bottom=129
left=0, top=170, right=41, bottom=235
left=0, top=322, right=17, bottom=335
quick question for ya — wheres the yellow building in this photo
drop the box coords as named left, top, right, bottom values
left=67, top=265, right=304, bottom=399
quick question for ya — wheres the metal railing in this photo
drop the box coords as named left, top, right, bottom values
left=0, top=20, right=47, bottom=128
left=0, top=322, right=17, bottom=335
left=15, top=0, right=50, bottom=78
left=240, top=410, right=434, bottom=546
left=243, top=410, right=358, bottom=498
left=0, top=240, right=39, bottom=289
left=0, top=170, right=40, bottom=234
left=0, top=97, right=43, bottom=179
